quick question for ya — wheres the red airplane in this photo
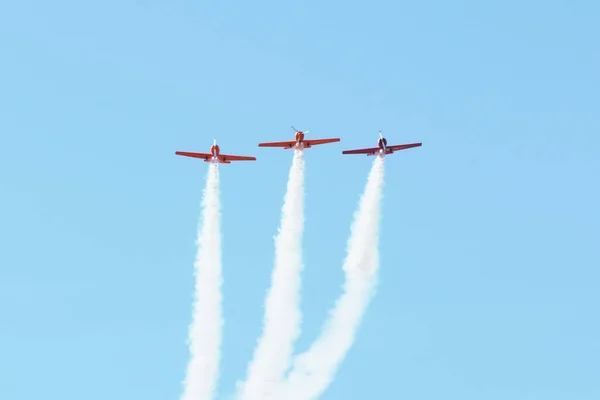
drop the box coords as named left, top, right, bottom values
left=258, top=126, right=340, bottom=150
left=342, top=131, right=422, bottom=156
left=175, top=139, right=256, bottom=164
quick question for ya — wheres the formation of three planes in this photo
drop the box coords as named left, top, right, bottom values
left=175, top=126, right=422, bottom=164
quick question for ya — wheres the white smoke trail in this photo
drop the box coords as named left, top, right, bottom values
left=280, top=155, right=385, bottom=400
left=180, top=163, right=223, bottom=400
left=237, top=149, right=306, bottom=400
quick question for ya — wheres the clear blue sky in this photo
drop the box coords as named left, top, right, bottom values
left=1, top=1, right=598, bottom=399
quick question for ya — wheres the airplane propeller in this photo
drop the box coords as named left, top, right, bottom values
left=291, top=126, right=311, bottom=134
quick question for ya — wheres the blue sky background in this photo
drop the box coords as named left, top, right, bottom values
left=1, top=0, right=599, bottom=399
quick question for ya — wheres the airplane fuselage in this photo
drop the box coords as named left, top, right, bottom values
left=289, top=132, right=309, bottom=149
left=200, top=144, right=221, bottom=162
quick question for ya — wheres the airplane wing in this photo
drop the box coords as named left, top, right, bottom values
left=258, top=140, right=297, bottom=148
left=342, top=147, right=379, bottom=155
left=218, top=154, right=256, bottom=161
left=304, top=138, right=341, bottom=146
left=387, top=143, right=422, bottom=151
left=175, top=151, right=212, bottom=159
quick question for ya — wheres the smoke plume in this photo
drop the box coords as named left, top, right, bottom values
left=180, top=163, right=223, bottom=400
left=237, top=149, right=306, bottom=400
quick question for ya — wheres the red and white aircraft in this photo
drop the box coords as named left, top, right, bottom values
left=175, top=139, right=256, bottom=164
left=258, top=126, right=340, bottom=150
left=342, top=131, right=422, bottom=156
